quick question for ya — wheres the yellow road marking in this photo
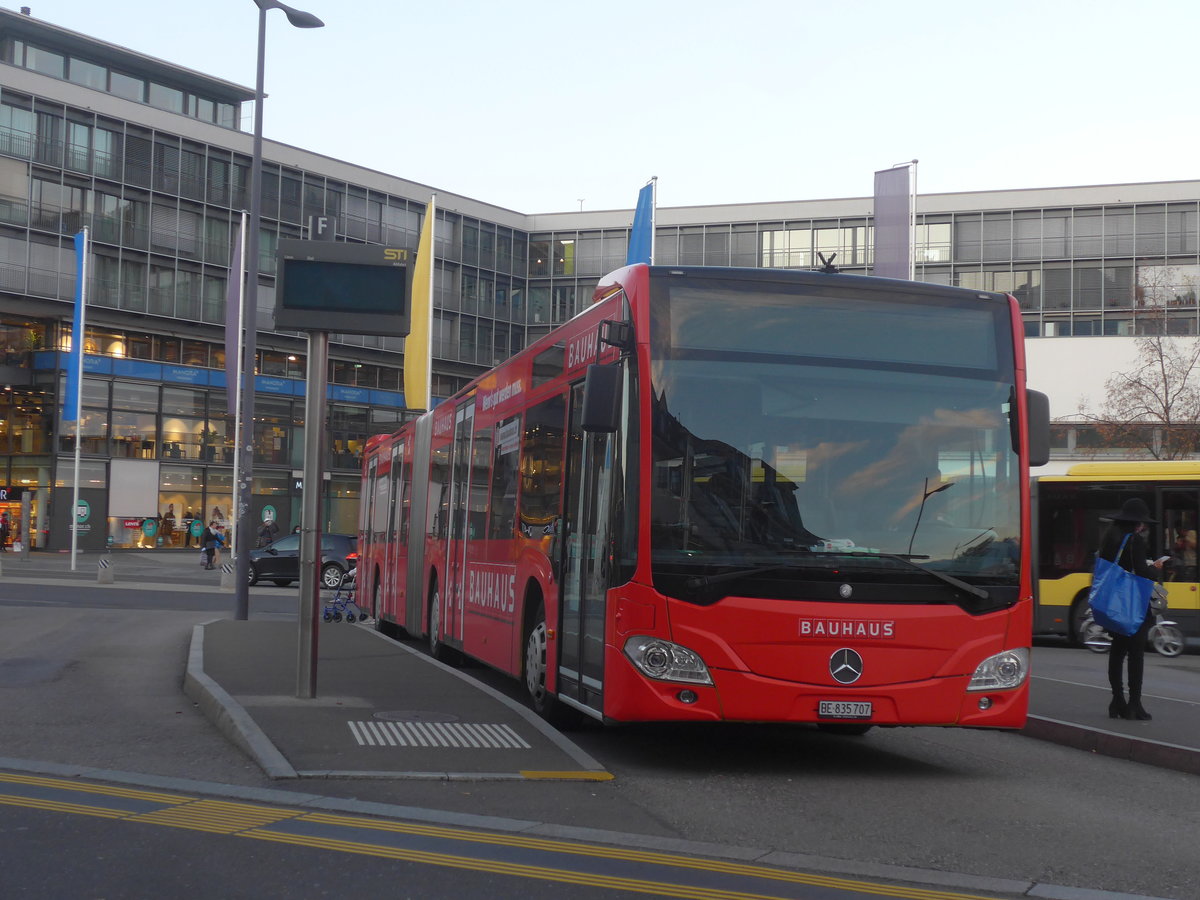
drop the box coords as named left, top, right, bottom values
left=0, top=772, right=189, bottom=805
left=0, top=795, right=129, bottom=819
left=519, top=770, right=614, bottom=781
left=0, top=773, right=1006, bottom=900
left=298, top=811, right=997, bottom=900
left=247, top=828, right=804, bottom=900
left=130, top=799, right=304, bottom=834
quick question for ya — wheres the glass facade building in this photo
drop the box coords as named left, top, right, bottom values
left=0, top=8, right=1194, bottom=549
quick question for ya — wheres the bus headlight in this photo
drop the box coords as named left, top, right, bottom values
left=624, top=636, right=713, bottom=685
left=967, top=647, right=1029, bottom=691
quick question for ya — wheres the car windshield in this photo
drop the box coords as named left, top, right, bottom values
left=647, top=271, right=1021, bottom=607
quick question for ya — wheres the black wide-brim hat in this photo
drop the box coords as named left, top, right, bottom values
left=1104, top=497, right=1158, bottom=524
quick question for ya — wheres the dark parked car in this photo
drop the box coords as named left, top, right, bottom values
left=247, top=533, right=357, bottom=589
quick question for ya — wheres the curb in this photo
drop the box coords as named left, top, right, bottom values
left=1023, top=715, right=1200, bottom=776
left=182, top=621, right=298, bottom=779
left=0, top=756, right=1176, bottom=900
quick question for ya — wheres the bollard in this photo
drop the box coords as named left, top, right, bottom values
left=97, top=556, right=114, bottom=584
left=220, top=562, right=236, bottom=592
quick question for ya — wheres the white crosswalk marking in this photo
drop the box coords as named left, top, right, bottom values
left=348, top=721, right=531, bottom=749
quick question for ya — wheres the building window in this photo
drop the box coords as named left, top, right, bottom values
left=148, top=82, right=184, bottom=114
left=109, top=70, right=145, bottom=102
left=25, top=44, right=64, bottom=78
left=67, top=57, right=107, bottom=90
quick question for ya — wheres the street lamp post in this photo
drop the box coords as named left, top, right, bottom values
left=235, top=0, right=324, bottom=620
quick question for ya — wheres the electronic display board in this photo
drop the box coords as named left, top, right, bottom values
left=274, top=239, right=412, bottom=336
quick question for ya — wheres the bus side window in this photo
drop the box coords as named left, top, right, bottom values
left=430, top=442, right=450, bottom=539
left=519, top=394, right=567, bottom=545
left=1163, top=489, right=1198, bottom=582
left=489, top=417, right=520, bottom=540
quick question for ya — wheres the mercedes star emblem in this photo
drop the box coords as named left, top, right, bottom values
left=829, top=648, right=864, bottom=684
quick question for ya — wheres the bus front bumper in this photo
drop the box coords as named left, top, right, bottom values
left=601, top=650, right=1029, bottom=729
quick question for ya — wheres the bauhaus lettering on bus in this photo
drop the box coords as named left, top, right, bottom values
left=359, top=264, right=1050, bottom=731
left=466, top=564, right=517, bottom=615
left=799, top=619, right=896, bottom=639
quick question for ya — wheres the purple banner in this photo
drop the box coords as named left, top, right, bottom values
left=225, top=220, right=243, bottom=414
left=873, top=167, right=911, bottom=280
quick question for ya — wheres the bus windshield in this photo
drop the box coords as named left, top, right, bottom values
left=648, top=272, right=1022, bottom=604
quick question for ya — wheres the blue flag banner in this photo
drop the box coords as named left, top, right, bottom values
left=626, top=181, right=655, bottom=266
left=63, top=231, right=87, bottom=423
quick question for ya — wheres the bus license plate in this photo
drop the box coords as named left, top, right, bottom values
left=818, top=701, right=872, bottom=719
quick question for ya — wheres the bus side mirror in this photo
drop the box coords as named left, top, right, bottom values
left=581, top=364, right=621, bottom=433
left=1027, top=389, right=1050, bottom=467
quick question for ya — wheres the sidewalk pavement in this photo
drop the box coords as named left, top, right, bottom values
left=4, top=549, right=1199, bottom=778
left=1024, top=644, right=1200, bottom=776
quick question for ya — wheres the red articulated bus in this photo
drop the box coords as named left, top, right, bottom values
left=360, top=264, right=1050, bottom=731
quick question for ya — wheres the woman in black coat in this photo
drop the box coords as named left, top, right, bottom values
left=1097, top=498, right=1164, bottom=720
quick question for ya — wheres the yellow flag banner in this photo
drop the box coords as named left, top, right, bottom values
left=404, top=194, right=435, bottom=411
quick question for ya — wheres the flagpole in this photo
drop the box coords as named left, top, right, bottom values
left=648, top=176, right=657, bottom=265
left=229, top=211, right=247, bottom=562
left=70, top=227, right=89, bottom=571
left=909, top=160, right=918, bottom=281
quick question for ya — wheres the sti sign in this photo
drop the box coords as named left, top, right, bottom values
left=274, top=239, right=412, bottom=337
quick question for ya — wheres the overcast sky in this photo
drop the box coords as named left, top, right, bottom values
left=19, top=0, right=1200, bottom=213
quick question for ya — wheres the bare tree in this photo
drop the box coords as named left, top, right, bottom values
left=1080, top=316, right=1200, bottom=459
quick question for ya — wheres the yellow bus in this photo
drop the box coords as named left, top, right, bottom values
left=1033, top=461, right=1199, bottom=644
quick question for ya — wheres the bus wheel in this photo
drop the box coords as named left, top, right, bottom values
left=371, top=579, right=384, bottom=633
left=524, top=604, right=580, bottom=728
left=428, top=586, right=456, bottom=664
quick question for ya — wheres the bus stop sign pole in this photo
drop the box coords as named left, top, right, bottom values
left=297, top=329, right=328, bottom=699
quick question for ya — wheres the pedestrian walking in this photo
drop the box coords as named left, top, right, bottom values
left=200, top=521, right=218, bottom=569
left=1097, top=497, right=1165, bottom=721
left=257, top=517, right=279, bottom=547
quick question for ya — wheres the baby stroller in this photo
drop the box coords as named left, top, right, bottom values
left=322, top=564, right=363, bottom=623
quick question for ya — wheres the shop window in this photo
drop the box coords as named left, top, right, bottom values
left=181, top=340, right=208, bottom=367
left=156, top=336, right=181, bottom=363
left=4, top=388, right=52, bottom=454
left=127, top=332, right=153, bottom=359
left=58, top=406, right=107, bottom=454
left=261, top=350, right=289, bottom=376
left=112, top=380, right=158, bottom=412
left=162, top=387, right=207, bottom=417
left=111, top=411, right=157, bottom=458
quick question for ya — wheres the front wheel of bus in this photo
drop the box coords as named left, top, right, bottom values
left=524, top=604, right=579, bottom=728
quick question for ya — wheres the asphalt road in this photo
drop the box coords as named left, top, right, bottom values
left=0, top=575, right=1195, bottom=899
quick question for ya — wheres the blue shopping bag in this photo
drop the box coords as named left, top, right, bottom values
left=1088, top=533, right=1153, bottom=637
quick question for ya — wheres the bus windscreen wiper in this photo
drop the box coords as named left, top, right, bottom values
left=685, top=559, right=813, bottom=590
left=830, top=550, right=990, bottom=601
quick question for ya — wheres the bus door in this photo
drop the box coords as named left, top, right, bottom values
left=385, top=440, right=405, bottom=613
left=443, top=399, right=476, bottom=645
left=363, top=454, right=380, bottom=614
left=557, top=382, right=616, bottom=715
